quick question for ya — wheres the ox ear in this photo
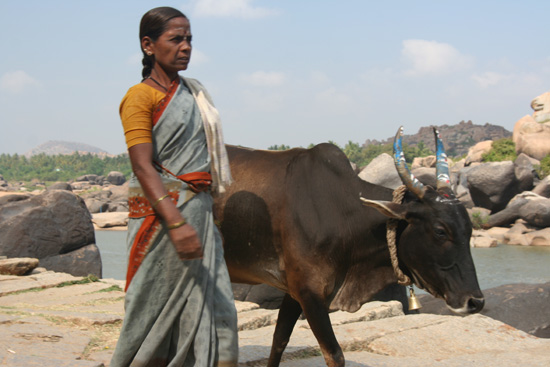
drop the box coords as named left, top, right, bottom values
left=360, top=197, right=406, bottom=219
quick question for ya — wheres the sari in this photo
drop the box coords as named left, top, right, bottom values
left=110, top=77, right=238, bottom=367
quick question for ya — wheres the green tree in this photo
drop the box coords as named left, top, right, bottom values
left=267, top=144, right=291, bottom=151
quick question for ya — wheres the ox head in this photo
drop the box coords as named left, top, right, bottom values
left=361, top=127, right=484, bottom=314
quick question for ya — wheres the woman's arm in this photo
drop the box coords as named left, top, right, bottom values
left=128, top=143, right=203, bottom=260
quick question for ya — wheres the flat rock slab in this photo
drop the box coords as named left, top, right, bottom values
left=0, top=271, right=83, bottom=296
left=2, top=272, right=550, bottom=367
left=0, top=321, right=96, bottom=366
left=278, top=348, right=550, bottom=367
left=92, top=212, right=128, bottom=228
left=252, top=314, right=550, bottom=367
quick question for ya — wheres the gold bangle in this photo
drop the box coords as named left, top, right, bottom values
left=167, top=219, right=187, bottom=230
left=152, top=194, right=170, bottom=208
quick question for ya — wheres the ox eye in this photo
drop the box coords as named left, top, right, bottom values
left=434, top=227, right=447, bottom=240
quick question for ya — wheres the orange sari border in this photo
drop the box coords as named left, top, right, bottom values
left=152, top=78, right=180, bottom=126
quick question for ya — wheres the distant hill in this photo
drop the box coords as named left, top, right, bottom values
left=363, top=120, right=512, bottom=157
left=24, top=141, right=112, bottom=158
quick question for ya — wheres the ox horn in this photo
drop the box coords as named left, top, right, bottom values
left=393, top=126, right=426, bottom=198
left=434, top=128, right=452, bottom=190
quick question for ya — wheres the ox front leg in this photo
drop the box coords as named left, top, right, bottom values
left=267, top=293, right=303, bottom=367
left=299, top=291, right=345, bottom=367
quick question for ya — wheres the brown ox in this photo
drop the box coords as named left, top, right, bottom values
left=214, top=127, right=484, bottom=367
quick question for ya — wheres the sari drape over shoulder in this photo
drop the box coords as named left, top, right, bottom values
left=110, top=77, right=238, bottom=367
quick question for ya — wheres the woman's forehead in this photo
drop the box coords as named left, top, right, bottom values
left=165, top=17, right=190, bottom=32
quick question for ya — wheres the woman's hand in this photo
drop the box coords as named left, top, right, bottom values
left=168, top=223, right=203, bottom=260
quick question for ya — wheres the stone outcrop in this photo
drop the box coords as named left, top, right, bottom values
left=106, top=171, right=126, bottom=186
left=363, top=120, right=512, bottom=157
left=513, top=92, right=550, bottom=160
left=531, top=91, right=550, bottom=123
left=0, top=190, right=102, bottom=277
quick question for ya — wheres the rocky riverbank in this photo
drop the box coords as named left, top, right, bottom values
left=1, top=268, right=549, bottom=367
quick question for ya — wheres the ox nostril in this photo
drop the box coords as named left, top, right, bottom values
left=467, top=297, right=485, bottom=313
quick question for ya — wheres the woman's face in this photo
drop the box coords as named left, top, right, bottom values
left=146, top=17, right=192, bottom=75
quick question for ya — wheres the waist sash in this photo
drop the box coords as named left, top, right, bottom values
left=125, top=171, right=212, bottom=291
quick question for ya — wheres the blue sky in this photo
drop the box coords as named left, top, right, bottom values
left=1, top=0, right=549, bottom=155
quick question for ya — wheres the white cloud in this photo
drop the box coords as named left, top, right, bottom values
left=402, top=39, right=473, bottom=77
left=0, top=70, right=40, bottom=94
left=188, top=0, right=279, bottom=19
left=240, top=71, right=286, bottom=87
left=471, top=72, right=507, bottom=88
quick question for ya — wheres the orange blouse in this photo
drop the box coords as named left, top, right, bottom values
left=120, top=83, right=166, bottom=149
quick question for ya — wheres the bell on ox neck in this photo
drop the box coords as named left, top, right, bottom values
left=408, top=286, right=422, bottom=311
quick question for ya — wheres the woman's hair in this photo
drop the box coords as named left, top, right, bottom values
left=139, top=7, right=188, bottom=79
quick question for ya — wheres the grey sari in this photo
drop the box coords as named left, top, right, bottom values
left=110, top=77, right=238, bottom=367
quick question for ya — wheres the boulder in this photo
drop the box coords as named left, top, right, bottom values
left=0, top=193, right=32, bottom=206
left=84, top=198, right=110, bottom=214
left=358, top=153, right=401, bottom=189
left=232, top=283, right=285, bottom=309
left=523, top=228, right=550, bottom=246
left=485, top=192, right=550, bottom=228
left=46, top=182, right=73, bottom=191
left=467, top=161, right=520, bottom=212
left=484, top=227, right=509, bottom=243
left=518, top=197, right=550, bottom=227
left=467, top=207, right=491, bottom=229
left=533, top=176, right=550, bottom=198
left=531, top=91, right=550, bottom=123
left=513, top=114, right=540, bottom=144
left=464, top=140, right=492, bottom=166
left=81, top=184, right=129, bottom=214
left=504, top=220, right=537, bottom=246
left=513, top=153, right=535, bottom=192
left=38, top=244, right=102, bottom=276
left=455, top=166, right=475, bottom=207
left=0, top=190, right=101, bottom=278
left=411, top=155, right=436, bottom=170
left=486, top=195, right=529, bottom=228
left=470, top=235, right=498, bottom=248
left=92, top=212, right=129, bottom=229
left=0, top=257, right=39, bottom=275
left=0, top=174, right=8, bottom=188
left=410, top=167, right=436, bottom=187
left=513, top=114, right=550, bottom=160
left=106, top=171, right=126, bottom=186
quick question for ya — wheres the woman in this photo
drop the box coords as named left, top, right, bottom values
left=110, top=7, right=238, bottom=367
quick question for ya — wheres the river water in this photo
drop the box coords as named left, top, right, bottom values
left=95, top=230, right=550, bottom=291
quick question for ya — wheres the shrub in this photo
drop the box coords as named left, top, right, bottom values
left=482, top=138, right=517, bottom=162
left=535, top=155, right=550, bottom=179
left=471, top=211, right=489, bottom=230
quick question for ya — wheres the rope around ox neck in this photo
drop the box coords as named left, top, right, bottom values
left=387, top=185, right=412, bottom=286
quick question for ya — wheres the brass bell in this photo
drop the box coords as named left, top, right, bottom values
left=408, top=286, right=422, bottom=311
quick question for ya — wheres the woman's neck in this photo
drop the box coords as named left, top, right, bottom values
left=145, top=67, right=178, bottom=93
